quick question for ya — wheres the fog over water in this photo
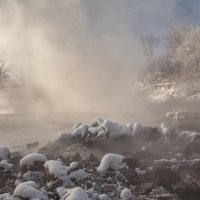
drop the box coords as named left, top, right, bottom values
left=0, top=0, right=199, bottom=149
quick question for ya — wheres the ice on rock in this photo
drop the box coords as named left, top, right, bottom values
left=97, top=153, right=125, bottom=174
left=120, top=188, right=134, bottom=200
left=14, top=181, right=47, bottom=200
left=63, top=187, right=90, bottom=200
left=0, top=147, right=10, bottom=160
left=44, top=160, right=68, bottom=178
left=20, top=153, right=47, bottom=168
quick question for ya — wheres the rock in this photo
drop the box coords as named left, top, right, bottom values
left=0, top=171, right=7, bottom=188
left=123, top=158, right=141, bottom=169
left=134, top=127, right=161, bottom=142
left=133, top=149, right=159, bottom=160
left=138, top=182, right=154, bottom=194
left=20, top=153, right=47, bottom=174
left=183, top=142, right=200, bottom=156
left=70, top=153, right=82, bottom=162
left=0, top=147, right=11, bottom=161
left=174, top=183, right=200, bottom=200
left=26, top=142, right=39, bottom=149
left=49, top=178, right=63, bottom=190
left=153, top=168, right=181, bottom=186
left=119, top=167, right=137, bottom=184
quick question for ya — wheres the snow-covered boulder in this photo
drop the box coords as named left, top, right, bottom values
left=120, top=188, right=134, bottom=200
left=20, top=153, right=47, bottom=174
left=44, top=160, right=68, bottom=180
left=98, top=194, right=110, bottom=200
left=0, top=147, right=10, bottom=161
left=97, top=153, right=125, bottom=174
left=14, top=181, right=47, bottom=200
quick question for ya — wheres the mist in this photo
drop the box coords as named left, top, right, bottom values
left=0, top=0, right=192, bottom=120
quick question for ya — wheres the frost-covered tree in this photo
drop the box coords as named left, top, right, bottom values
left=140, top=33, right=159, bottom=69
left=176, top=26, right=200, bottom=81
left=0, top=61, right=10, bottom=88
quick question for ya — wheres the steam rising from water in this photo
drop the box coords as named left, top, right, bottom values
left=0, top=0, right=188, bottom=119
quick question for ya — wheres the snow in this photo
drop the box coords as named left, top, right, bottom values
left=88, top=125, right=103, bottom=135
left=14, top=181, right=47, bottom=200
left=135, top=168, right=146, bottom=175
left=0, top=147, right=10, bottom=160
left=177, top=131, right=200, bottom=144
left=20, top=153, right=47, bottom=167
left=69, top=162, right=78, bottom=170
left=58, top=132, right=73, bottom=140
left=102, top=121, right=131, bottom=138
left=90, top=118, right=104, bottom=127
left=63, top=187, right=90, bottom=200
left=120, top=188, right=133, bottom=199
left=23, top=171, right=44, bottom=181
left=0, top=160, right=12, bottom=171
left=97, top=153, right=125, bottom=174
left=69, top=169, right=89, bottom=181
left=98, top=194, right=110, bottom=200
left=126, top=122, right=134, bottom=132
left=72, top=124, right=88, bottom=137
left=160, top=124, right=170, bottom=144
left=0, top=193, right=10, bottom=200
left=44, top=160, right=68, bottom=178
left=132, top=123, right=142, bottom=136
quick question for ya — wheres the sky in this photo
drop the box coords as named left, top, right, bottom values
left=0, top=0, right=200, bottom=115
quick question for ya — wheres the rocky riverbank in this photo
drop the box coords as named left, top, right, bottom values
left=0, top=118, right=200, bottom=199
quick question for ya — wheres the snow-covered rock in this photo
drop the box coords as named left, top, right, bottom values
left=0, top=160, right=12, bottom=172
left=44, top=160, right=68, bottom=179
left=103, top=121, right=130, bottom=138
left=120, top=188, right=134, bottom=200
left=14, top=181, right=47, bottom=200
left=72, top=124, right=88, bottom=138
left=97, top=153, right=125, bottom=174
left=58, top=132, right=73, bottom=140
left=20, top=153, right=47, bottom=168
left=132, top=123, right=142, bottom=136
